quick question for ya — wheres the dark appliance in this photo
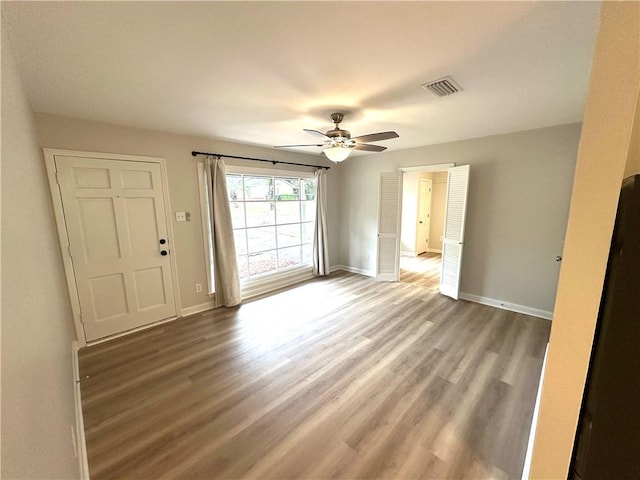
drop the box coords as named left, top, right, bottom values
left=570, top=174, right=640, bottom=480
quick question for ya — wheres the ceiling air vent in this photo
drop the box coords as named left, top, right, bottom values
left=421, top=76, right=463, bottom=97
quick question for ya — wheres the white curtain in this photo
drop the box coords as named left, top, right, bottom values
left=205, top=156, right=241, bottom=307
left=313, top=169, right=330, bottom=275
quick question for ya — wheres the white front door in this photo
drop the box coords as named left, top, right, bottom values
left=416, top=178, right=432, bottom=254
left=55, top=154, right=176, bottom=341
left=376, top=172, right=403, bottom=281
left=440, top=165, right=470, bottom=299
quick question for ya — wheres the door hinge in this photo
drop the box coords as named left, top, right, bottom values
left=55, top=171, right=61, bottom=185
left=67, top=244, right=73, bottom=258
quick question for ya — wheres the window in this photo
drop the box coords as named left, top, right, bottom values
left=198, top=163, right=318, bottom=294
left=226, top=171, right=317, bottom=282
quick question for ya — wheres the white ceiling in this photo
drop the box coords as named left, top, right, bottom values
left=2, top=1, right=601, bottom=155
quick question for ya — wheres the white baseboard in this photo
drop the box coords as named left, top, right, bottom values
left=521, top=344, right=549, bottom=479
left=72, top=341, right=90, bottom=480
left=427, top=247, right=442, bottom=254
left=330, top=265, right=375, bottom=277
left=401, top=250, right=417, bottom=257
left=458, top=292, right=552, bottom=320
left=180, top=300, right=216, bottom=317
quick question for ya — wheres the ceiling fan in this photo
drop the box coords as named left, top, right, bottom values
left=275, top=113, right=399, bottom=163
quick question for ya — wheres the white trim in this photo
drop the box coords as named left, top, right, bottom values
left=458, top=292, right=553, bottom=320
left=158, top=154, right=182, bottom=317
left=399, top=163, right=455, bottom=173
left=427, top=248, right=443, bottom=254
left=86, top=315, right=179, bottom=346
left=43, top=150, right=86, bottom=347
left=330, top=265, right=375, bottom=277
left=401, top=250, right=418, bottom=257
left=72, top=342, right=90, bottom=480
left=181, top=300, right=216, bottom=317
left=43, top=148, right=180, bottom=345
left=241, top=267, right=314, bottom=300
left=521, top=344, right=549, bottom=480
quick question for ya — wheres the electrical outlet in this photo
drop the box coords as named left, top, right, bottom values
left=195, top=283, right=203, bottom=293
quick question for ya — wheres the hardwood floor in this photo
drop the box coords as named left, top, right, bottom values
left=79, top=271, right=550, bottom=479
left=400, top=253, right=441, bottom=290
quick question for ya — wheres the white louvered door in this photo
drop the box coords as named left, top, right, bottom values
left=440, top=165, right=470, bottom=299
left=376, top=172, right=403, bottom=281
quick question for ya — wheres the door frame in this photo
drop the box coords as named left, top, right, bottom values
left=44, top=149, right=181, bottom=346
left=396, top=163, right=455, bottom=282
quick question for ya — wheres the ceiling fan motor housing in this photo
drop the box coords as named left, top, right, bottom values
left=328, top=113, right=350, bottom=140
left=326, top=128, right=351, bottom=140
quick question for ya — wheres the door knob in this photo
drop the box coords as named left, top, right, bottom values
left=159, top=239, right=166, bottom=245
left=555, top=256, right=562, bottom=262
left=419, top=221, right=423, bottom=224
left=161, top=250, right=168, bottom=256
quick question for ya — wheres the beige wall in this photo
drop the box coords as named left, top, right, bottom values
left=428, top=171, right=448, bottom=252
left=337, top=123, right=581, bottom=313
left=34, top=114, right=334, bottom=313
left=530, top=2, right=640, bottom=478
left=1, top=36, right=79, bottom=479
left=623, top=86, right=640, bottom=178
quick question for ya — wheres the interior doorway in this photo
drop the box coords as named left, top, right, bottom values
left=376, top=163, right=470, bottom=299
left=399, top=164, right=452, bottom=290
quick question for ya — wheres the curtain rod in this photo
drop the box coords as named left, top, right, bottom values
left=191, top=151, right=330, bottom=170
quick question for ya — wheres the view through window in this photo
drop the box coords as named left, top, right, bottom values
left=226, top=173, right=317, bottom=281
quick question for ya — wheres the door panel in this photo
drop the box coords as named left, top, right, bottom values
left=77, top=197, right=121, bottom=261
left=124, top=197, right=160, bottom=256
left=376, top=172, right=403, bottom=281
left=440, top=165, right=470, bottom=299
left=90, top=273, right=128, bottom=321
left=134, top=267, right=167, bottom=310
left=121, top=168, right=154, bottom=189
left=56, top=155, right=176, bottom=341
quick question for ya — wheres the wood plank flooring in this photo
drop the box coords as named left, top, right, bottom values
left=79, top=271, right=550, bottom=479
left=400, top=253, right=442, bottom=290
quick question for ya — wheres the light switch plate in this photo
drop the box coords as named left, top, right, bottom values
left=175, top=211, right=187, bottom=222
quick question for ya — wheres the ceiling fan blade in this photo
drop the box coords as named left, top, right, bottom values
left=351, top=131, right=399, bottom=143
left=303, top=129, right=331, bottom=140
left=353, top=143, right=387, bottom=152
left=274, top=143, right=325, bottom=148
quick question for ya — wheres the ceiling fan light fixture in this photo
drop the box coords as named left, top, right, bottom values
left=323, top=145, right=352, bottom=163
